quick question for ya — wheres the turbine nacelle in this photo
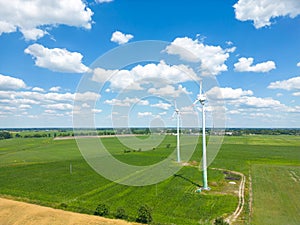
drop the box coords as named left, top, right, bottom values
left=196, top=94, right=206, bottom=105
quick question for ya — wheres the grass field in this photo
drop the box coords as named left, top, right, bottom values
left=251, top=164, right=300, bottom=225
left=0, top=135, right=299, bottom=224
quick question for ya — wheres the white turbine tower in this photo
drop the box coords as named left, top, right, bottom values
left=172, top=100, right=181, bottom=163
left=193, top=80, right=210, bottom=191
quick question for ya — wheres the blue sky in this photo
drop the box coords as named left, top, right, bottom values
left=0, top=0, right=300, bottom=128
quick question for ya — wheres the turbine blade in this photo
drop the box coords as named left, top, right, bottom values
left=199, top=80, right=203, bottom=95
left=193, top=99, right=198, bottom=105
left=174, top=99, right=177, bottom=109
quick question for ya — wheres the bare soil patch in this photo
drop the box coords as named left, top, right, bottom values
left=0, top=198, right=137, bottom=225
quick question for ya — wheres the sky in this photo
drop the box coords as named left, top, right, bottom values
left=0, top=0, right=300, bottom=128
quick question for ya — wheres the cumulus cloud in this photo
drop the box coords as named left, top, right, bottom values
left=96, top=0, right=113, bottom=3
left=268, top=76, right=300, bottom=90
left=138, top=112, right=152, bottom=117
left=44, top=103, right=73, bottom=110
left=233, top=0, right=300, bottom=29
left=111, top=31, right=134, bottom=45
left=150, top=101, right=172, bottom=110
left=0, top=0, right=93, bottom=40
left=105, top=97, right=149, bottom=107
left=92, top=61, right=197, bottom=90
left=32, top=87, right=45, bottom=92
left=148, top=84, right=191, bottom=98
left=25, top=44, right=89, bottom=73
left=0, top=74, right=26, bottom=90
left=165, top=37, right=233, bottom=76
left=207, top=87, right=253, bottom=100
left=49, top=86, right=61, bottom=92
left=207, top=86, right=285, bottom=112
left=297, top=62, right=300, bottom=67
left=234, top=57, right=276, bottom=73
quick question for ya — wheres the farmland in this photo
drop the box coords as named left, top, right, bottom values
left=0, top=134, right=299, bottom=224
left=251, top=165, right=300, bottom=225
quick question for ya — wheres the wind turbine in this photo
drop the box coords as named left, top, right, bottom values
left=193, top=80, right=210, bottom=190
left=172, top=100, right=181, bottom=163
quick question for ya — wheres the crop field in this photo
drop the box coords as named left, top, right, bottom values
left=0, top=134, right=299, bottom=224
left=251, top=164, right=300, bottom=225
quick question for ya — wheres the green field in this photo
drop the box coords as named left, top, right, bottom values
left=0, top=135, right=299, bottom=224
left=251, top=164, right=300, bottom=225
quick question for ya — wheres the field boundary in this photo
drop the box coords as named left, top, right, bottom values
left=0, top=197, right=139, bottom=225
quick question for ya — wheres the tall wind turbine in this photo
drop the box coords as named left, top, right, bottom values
left=173, top=100, right=181, bottom=163
left=193, top=80, right=210, bottom=190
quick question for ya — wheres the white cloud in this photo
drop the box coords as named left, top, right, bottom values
left=207, top=86, right=285, bottom=112
left=0, top=0, right=93, bottom=40
left=234, top=57, right=276, bottom=72
left=138, top=112, right=152, bottom=117
left=44, top=110, right=56, bottom=114
left=44, top=103, right=73, bottom=110
left=92, top=61, right=197, bottom=90
left=268, top=76, right=300, bottom=90
left=159, top=112, right=167, bottom=116
left=148, top=84, right=191, bottom=98
left=297, top=62, right=300, bottom=67
left=165, top=37, right=233, bottom=76
left=233, top=0, right=300, bottom=29
left=96, top=0, right=113, bottom=3
left=207, top=87, right=253, bottom=100
left=0, top=74, right=26, bottom=90
left=150, top=101, right=172, bottom=110
left=75, top=92, right=101, bottom=102
left=32, top=87, right=45, bottom=92
left=92, top=109, right=103, bottom=113
left=105, top=97, right=149, bottom=107
left=111, top=31, right=134, bottom=45
left=19, top=104, right=32, bottom=109
left=293, top=92, right=300, bottom=96
left=24, top=44, right=89, bottom=73
left=239, top=96, right=283, bottom=108
left=49, top=86, right=61, bottom=92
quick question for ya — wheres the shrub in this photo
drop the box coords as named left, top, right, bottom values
left=214, top=217, right=229, bottom=225
left=94, top=203, right=109, bottom=216
left=115, top=207, right=127, bottom=219
left=136, top=204, right=152, bottom=224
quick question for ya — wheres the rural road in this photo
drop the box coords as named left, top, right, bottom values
left=0, top=198, right=137, bottom=225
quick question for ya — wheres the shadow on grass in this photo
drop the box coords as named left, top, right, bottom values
left=174, top=174, right=202, bottom=187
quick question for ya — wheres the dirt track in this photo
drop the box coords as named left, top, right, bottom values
left=0, top=198, right=137, bottom=225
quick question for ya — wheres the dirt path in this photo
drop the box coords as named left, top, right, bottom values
left=0, top=198, right=138, bottom=225
left=211, top=168, right=246, bottom=224
left=226, top=170, right=245, bottom=223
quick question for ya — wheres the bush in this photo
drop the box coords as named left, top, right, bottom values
left=94, top=203, right=109, bottom=216
left=214, top=217, right=229, bottom=225
left=115, top=207, right=127, bottom=219
left=136, top=204, right=152, bottom=224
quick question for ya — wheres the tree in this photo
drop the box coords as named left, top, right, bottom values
left=115, top=207, right=127, bottom=219
left=0, top=131, right=12, bottom=140
left=136, top=205, right=152, bottom=224
left=94, top=203, right=109, bottom=216
left=214, top=217, right=229, bottom=225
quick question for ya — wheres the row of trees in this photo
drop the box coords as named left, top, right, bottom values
left=94, top=203, right=152, bottom=224
left=225, top=128, right=300, bottom=136
left=94, top=203, right=228, bottom=224
left=0, top=131, right=12, bottom=140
